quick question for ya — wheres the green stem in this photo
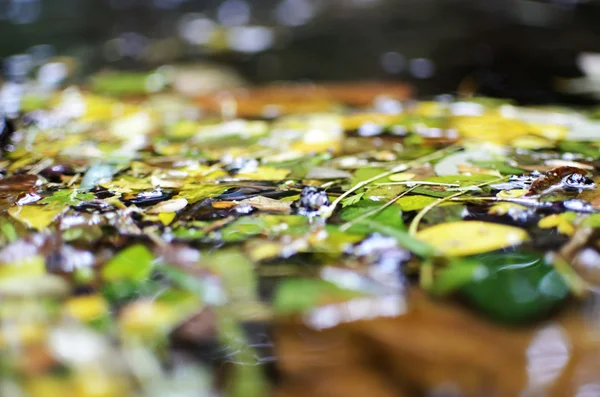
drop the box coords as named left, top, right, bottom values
left=408, top=176, right=507, bottom=236
left=323, top=144, right=461, bottom=218
left=339, top=185, right=419, bottom=232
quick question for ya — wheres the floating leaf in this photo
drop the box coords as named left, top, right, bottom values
left=40, top=189, right=95, bottom=206
left=395, top=195, right=454, bottom=212
left=350, top=167, right=391, bottom=187
left=461, top=251, right=569, bottom=323
left=8, top=205, right=64, bottom=230
left=339, top=199, right=404, bottom=233
left=236, top=166, right=290, bottom=181
left=102, top=244, right=155, bottom=282
left=430, top=258, right=487, bottom=296
left=416, top=221, right=529, bottom=256
left=175, top=184, right=229, bottom=204
left=219, top=215, right=309, bottom=243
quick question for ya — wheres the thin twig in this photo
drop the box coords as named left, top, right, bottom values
left=322, top=144, right=461, bottom=218
left=375, top=181, right=459, bottom=187
left=339, top=185, right=419, bottom=232
left=408, top=176, right=507, bottom=236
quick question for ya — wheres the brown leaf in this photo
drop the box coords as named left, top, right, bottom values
left=238, top=196, right=292, bottom=214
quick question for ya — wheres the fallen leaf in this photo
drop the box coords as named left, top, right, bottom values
left=238, top=196, right=292, bottom=213
left=8, top=205, right=64, bottom=230
left=147, top=198, right=188, bottom=214
left=416, top=221, right=529, bottom=256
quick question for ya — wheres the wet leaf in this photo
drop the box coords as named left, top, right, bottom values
left=416, top=221, right=529, bottom=256
left=236, top=166, right=291, bottom=181
left=395, top=195, right=454, bottom=212
left=8, top=205, right=64, bottom=230
left=461, top=251, right=569, bottom=323
left=340, top=192, right=364, bottom=207
left=40, top=189, right=95, bottom=206
left=339, top=199, right=404, bottom=233
left=102, top=244, right=155, bottom=282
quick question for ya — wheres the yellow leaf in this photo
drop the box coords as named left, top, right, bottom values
left=510, top=135, right=553, bottom=150
left=236, top=166, right=290, bottom=181
left=8, top=205, right=64, bottom=230
left=488, top=203, right=529, bottom=217
left=64, top=295, right=109, bottom=322
left=530, top=123, right=568, bottom=140
left=341, top=113, right=397, bottom=130
left=496, top=189, right=528, bottom=198
left=538, top=213, right=576, bottom=236
left=158, top=212, right=176, bottom=225
left=452, top=114, right=531, bottom=144
left=389, top=172, right=416, bottom=182
left=416, top=221, right=529, bottom=256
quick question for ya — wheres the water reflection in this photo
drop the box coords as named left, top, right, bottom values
left=524, top=325, right=570, bottom=395
left=304, top=295, right=405, bottom=330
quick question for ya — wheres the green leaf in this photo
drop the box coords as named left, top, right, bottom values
left=461, top=251, right=569, bottom=323
left=273, top=278, right=360, bottom=315
left=340, top=192, right=364, bottom=208
left=219, top=215, right=309, bottom=243
left=582, top=213, right=600, bottom=228
left=394, top=195, right=455, bottom=212
left=171, top=226, right=207, bottom=240
left=350, top=168, right=391, bottom=188
left=430, top=258, right=487, bottom=296
left=40, top=189, right=95, bottom=206
left=558, top=140, right=600, bottom=158
left=0, top=221, right=18, bottom=243
left=102, top=244, right=155, bottom=282
left=339, top=199, right=404, bottom=234
left=470, top=160, right=524, bottom=175
left=201, top=249, right=259, bottom=302
left=175, top=184, right=229, bottom=204
left=365, top=185, right=405, bottom=201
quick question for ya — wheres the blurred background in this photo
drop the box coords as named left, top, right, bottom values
left=2, top=0, right=600, bottom=103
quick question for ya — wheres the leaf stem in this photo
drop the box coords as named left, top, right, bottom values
left=323, top=144, right=461, bottom=218
left=339, top=185, right=419, bottom=232
left=408, top=176, right=507, bottom=236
